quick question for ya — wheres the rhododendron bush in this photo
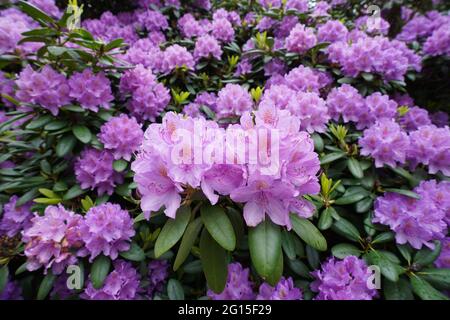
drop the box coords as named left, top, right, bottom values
left=0, top=0, right=449, bottom=301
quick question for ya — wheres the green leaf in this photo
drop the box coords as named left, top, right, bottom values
left=16, top=188, right=39, bottom=207
left=420, top=268, right=450, bottom=289
left=355, top=197, right=373, bottom=213
left=25, top=115, right=52, bottom=129
left=331, top=218, right=361, bottom=242
left=334, top=193, right=367, bottom=205
left=45, top=120, right=68, bottom=131
left=397, top=244, right=412, bottom=264
left=249, top=220, right=282, bottom=280
left=199, top=228, right=228, bottom=294
left=410, top=275, right=449, bottom=300
left=167, top=279, right=185, bottom=300
left=37, top=272, right=56, bottom=300
left=347, top=158, right=364, bottom=179
left=154, top=206, right=191, bottom=258
left=34, top=197, right=61, bottom=205
left=414, top=241, right=442, bottom=267
left=306, top=245, right=320, bottom=269
left=384, top=278, right=414, bottom=300
left=320, top=152, right=346, bottom=165
left=318, top=207, right=334, bottom=230
left=72, top=125, right=92, bottom=143
left=113, top=159, right=128, bottom=172
left=91, top=255, right=111, bottom=289
left=281, top=230, right=296, bottom=260
left=290, top=215, right=327, bottom=251
left=311, top=133, right=324, bottom=152
left=55, top=135, right=77, bottom=157
left=366, top=250, right=400, bottom=282
left=105, top=38, right=124, bottom=51
left=331, top=243, right=361, bottom=259
left=384, top=188, right=421, bottom=200
left=266, top=251, right=283, bottom=286
left=47, top=46, right=67, bottom=56
left=372, top=232, right=395, bottom=244
left=174, top=218, right=203, bottom=271
left=119, top=242, right=145, bottom=261
left=63, top=184, right=85, bottom=201
left=287, top=259, right=311, bottom=278
left=361, top=72, right=374, bottom=82
left=200, top=204, right=236, bottom=251
left=0, top=265, right=8, bottom=294
left=38, top=188, right=59, bottom=199
left=18, top=0, right=55, bottom=25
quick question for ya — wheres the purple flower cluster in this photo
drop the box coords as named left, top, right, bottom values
left=23, top=205, right=83, bottom=274
left=435, top=237, right=450, bottom=268
left=288, top=92, right=330, bottom=133
left=98, top=114, right=144, bottom=161
left=326, top=84, right=365, bottom=124
left=194, top=35, right=222, bottom=60
left=78, top=203, right=135, bottom=261
left=407, top=125, right=450, bottom=176
left=216, top=84, right=253, bottom=118
left=208, top=263, right=255, bottom=300
left=328, top=35, right=421, bottom=81
left=211, top=18, right=235, bottom=43
left=68, top=69, right=113, bottom=112
left=359, top=119, right=410, bottom=168
left=399, top=106, right=432, bottom=132
left=147, top=260, right=169, bottom=297
left=423, top=23, right=450, bottom=56
left=317, top=20, right=348, bottom=43
left=160, top=44, right=195, bottom=73
left=311, top=256, right=378, bottom=300
left=15, top=65, right=70, bottom=115
left=83, top=11, right=138, bottom=44
left=178, top=13, right=208, bottom=38
left=374, top=180, right=448, bottom=249
left=257, top=277, right=302, bottom=300
left=83, top=260, right=141, bottom=300
left=0, top=196, right=32, bottom=237
left=119, top=64, right=170, bottom=122
left=285, top=23, right=317, bottom=54
left=75, top=148, right=124, bottom=196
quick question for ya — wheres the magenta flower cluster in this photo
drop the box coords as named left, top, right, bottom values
left=0, top=196, right=32, bottom=238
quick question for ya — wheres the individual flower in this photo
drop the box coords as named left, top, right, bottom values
left=407, top=125, right=450, bottom=175
left=75, top=148, right=124, bottom=196
left=208, top=263, right=255, bottom=300
left=0, top=195, right=32, bottom=237
left=98, top=114, right=144, bottom=161
left=257, top=277, right=302, bottom=300
left=216, top=84, right=253, bottom=118
left=15, top=65, right=70, bottom=115
left=194, top=35, right=222, bottom=60
left=22, top=205, right=83, bottom=274
left=68, top=69, right=113, bottom=112
left=147, top=260, right=169, bottom=297
left=285, top=23, right=317, bottom=54
left=82, top=260, right=141, bottom=300
left=311, top=256, right=378, bottom=300
left=359, top=119, right=410, bottom=168
left=78, top=203, right=135, bottom=261
left=373, top=180, right=447, bottom=249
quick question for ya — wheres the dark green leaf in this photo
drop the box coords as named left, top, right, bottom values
left=154, top=206, right=191, bottom=258
left=167, top=279, right=185, bottom=300
left=384, top=278, right=414, bottom=300
left=331, top=243, right=361, bottom=259
left=414, top=241, right=442, bottom=267
left=347, top=158, right=364, bottom=179
left=320, top=152, right=346, bottom=165
left=281, top=230, right=296, bottom=260
left=113, top=159, right=128, bottom=172
left=0, top=265, right=8, bottom=294
left=366, top=250, right=400, bottom=282
left=290, top=215, right=327, bottom=251
left=318, top=207, right=334, bottom=230
left=384, top=188, right=421, bottom=200
left=200, top=204, right=236, bottom=251
left=199, top=228, right=228, bottom=294
left=63, top=184, right=85, bottom=201
left=410, top=275, right=449, bottom=300
left=119, top=242, right=145, bottom=261
left=249, top=220, right=282, bottom=280
left=173, top=218, right=203, bottom=271
left=332, top=218, right=361, bottom=242
left=91, top=255, right=111, bottom=289
left=37, top=272, right=56, bottom=300
left=72, top=125, right=92, bottom=143
left=55, top=135, right=77, bottom=157
left=18, top=0, right=55, bottom=25
left=372, top=232, right=395, bottom=244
